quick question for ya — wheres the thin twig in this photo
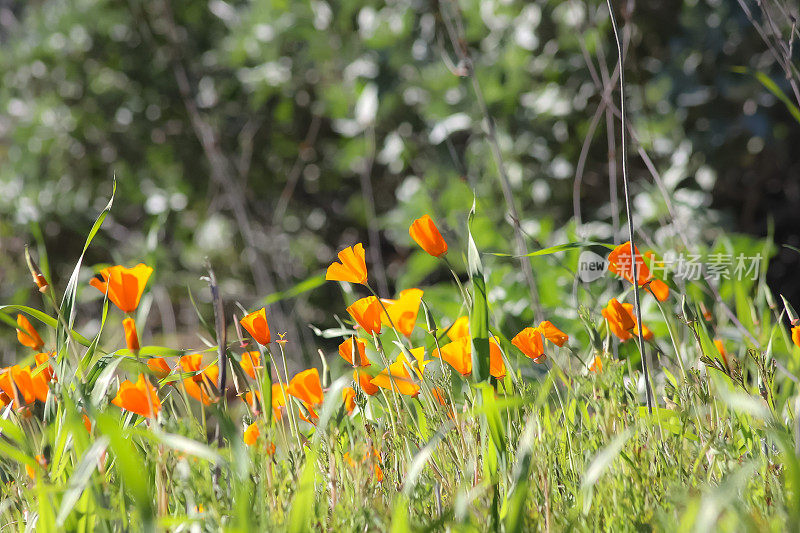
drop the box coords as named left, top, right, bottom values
left=605, top=0, right=654, bottom=413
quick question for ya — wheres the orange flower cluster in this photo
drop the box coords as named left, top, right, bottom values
left=511, top=321, right=569, bottom=364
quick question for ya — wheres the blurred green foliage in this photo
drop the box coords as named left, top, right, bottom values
left=0, top=0, right=797, bottom=362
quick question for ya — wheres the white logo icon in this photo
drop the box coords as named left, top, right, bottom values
left=577, top=251, right=607, bottom=282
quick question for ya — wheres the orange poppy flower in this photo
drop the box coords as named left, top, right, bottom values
left=325, top=243, right=368, bottom=285
left=607, top=242, right=669, bottom=301
left=243, top=423, right=259, bottom=446
left=338, top=337, right=370, bottom=367
left=123, top=317, right=139, bottom=352
left=431, top=387, right=448, bottom=407
left=370, top=355, right=420, bottom=397
left=147, top=358, right=171, bottom=380
left=89, top=263, right=153, bottom=313
left=287, top=369, right=324, bottom=405
left=446, top=316, right=470, bottom=341
left=409, top=215, right=448, bottom=257
left=0, top=366, right=36, bottom=408
left=240, top=308, right=270, bottom=345
left=240, top=351, right=261, bottom=379
left=82, top=414, right=92, bottom=433
left=179, top=355, right=219, bottom=405
left=792, top=326, right=800, bottom=350
left=512, top=327, right=546, bottom=363
left=379, top=288, right=423, bottom=337
left=432, top=338, right=505, bottom=378
left=346, top=296, right=382, bottom=335
left=589, top=355, right=603, bottom=373
left=354, top=369, right=380, bottom=396
left=714, top=339, right=729, bottom=370
left=538, top=321, right=569, bottom=347
left=112, top=374, right=161, bottom=418
left=433, top=337, right=472, bottom=375
left=407, top=347, right=430, bottom=379
left=26, top=454, right=47, bottom=480
left=16, top=314, right=44, bottom=351
left=343, top=386, right=356, bottom=414
left=30, top=361, right=51, bottom=403
left=601, top=298, right=654, bottom=342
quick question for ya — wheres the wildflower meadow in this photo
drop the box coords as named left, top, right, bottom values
left=2, top=0, right=800, bottom=531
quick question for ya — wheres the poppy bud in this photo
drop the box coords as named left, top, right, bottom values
left=25, top=246, right=49, bottom=293
left=123, top=317, right=140, bottom=353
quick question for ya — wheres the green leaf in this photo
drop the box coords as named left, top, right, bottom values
left=581, top=429, right=632, bottom=514
left=733, top=67, right=800, bottom=124
left=488, top=241, right=615, bottom=257
left=57, top=437, right=110, bottom=526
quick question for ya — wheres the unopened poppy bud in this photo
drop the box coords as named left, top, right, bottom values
left=25, top=246, right=48, bottom=293
left=123, top=317, right=140, bottom=353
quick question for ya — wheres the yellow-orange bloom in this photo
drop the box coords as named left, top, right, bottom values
left=16, top=314, right=44, bottom=351
left=601, top=298, right=653, bottom=342
left=354, top=369, right=380, bottom=396
left=538, top=321, right=569, bottom=347
left=89, top=264, right=153, bottom=313
left=607, top=242, right=669, bottom=302
left=272, top=383, right=287, bottom=419
left=326, top=243, right=368, bottom=285
left=446, top=316, right=470, bottom=341
left=123, top=317, right=139, bottom=352
left=432, top=338, right=505, bottom=378
left=147, top=357, right=171, bottom=380
left=338, top=337, right=370, bottom=367
left=589, top=355, right=603, bottom=373
left=346, top=296, right=382, bottom=335
left=288, top=369, right=324, bottom=422
left=343, top=386, right=356, bottom=414
left=240, top=308, right=270, bottom=345
left=240, top=351, right=261, bottom=379
left=0, top=366, right=36, bottom=408
left=370, top=355, right=420, bottom=396
left=244, top=423, right=260, bottom=446
left=792, top=326, right=800, bottom=350
left=379, top=288, right=423, bottom=337
left=512, top=327, right=546, bottom=363
left=112, top=374, right=161, bottom=418
left=179, top=354, right=219, bottom=405
left=409, top=215, right=448, bottom=257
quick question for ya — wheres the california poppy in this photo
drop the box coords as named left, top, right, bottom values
left=589, top=355, right=603, bottom=373
left=287, top=369, right=324, bottom=422
left=512, top=327, right=546, bottom=363
left=240, top=351, right=261, bottom=379
left=179, top=354, right=219, bottom=405
left=409, top=215, right=448, bottom=257
left=379, top=288, right=423, bottom=337
left=446, top=316, right=470, bottom=341
left=343, top=387, right=356, bottom=414
left=112, top=374, right=161, bottom=418
left=16, top=315, right=44, bottom=351
left=538, top=321, right=568, bottom=347
left=354, top=369, right=380, bottom=396
left=601, top=298, right=653, bottom=342
left=346, top=296, right=382, bottom=335
left=792, top=326, right=800, bottom=350
left=607, top=242, right=669, bottom=301
left=338, top=337, right=370, bottom=367
left=271, top=383, right=288, bottom=419
left=326, top=243, right=368, bottom=285
left=370, top=355, right=420, bottom=397
left=147, top=358, right=171, bottom=380
left=123, top=317, right=139, bottom=353
left=433, top=337, right=472, bottom=375
left=243, top=423, right=260, bottom=446
left=407, top=347, right=430, bottom=379
left=90, top=264, right=153, bottom=313
left=241, top=308, right=270, bottom=345
left=30, top=361, right=51, bottom=403
left=433, top=338, right=506, bottom=378
left=0, top=366, right=36, bottom=408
